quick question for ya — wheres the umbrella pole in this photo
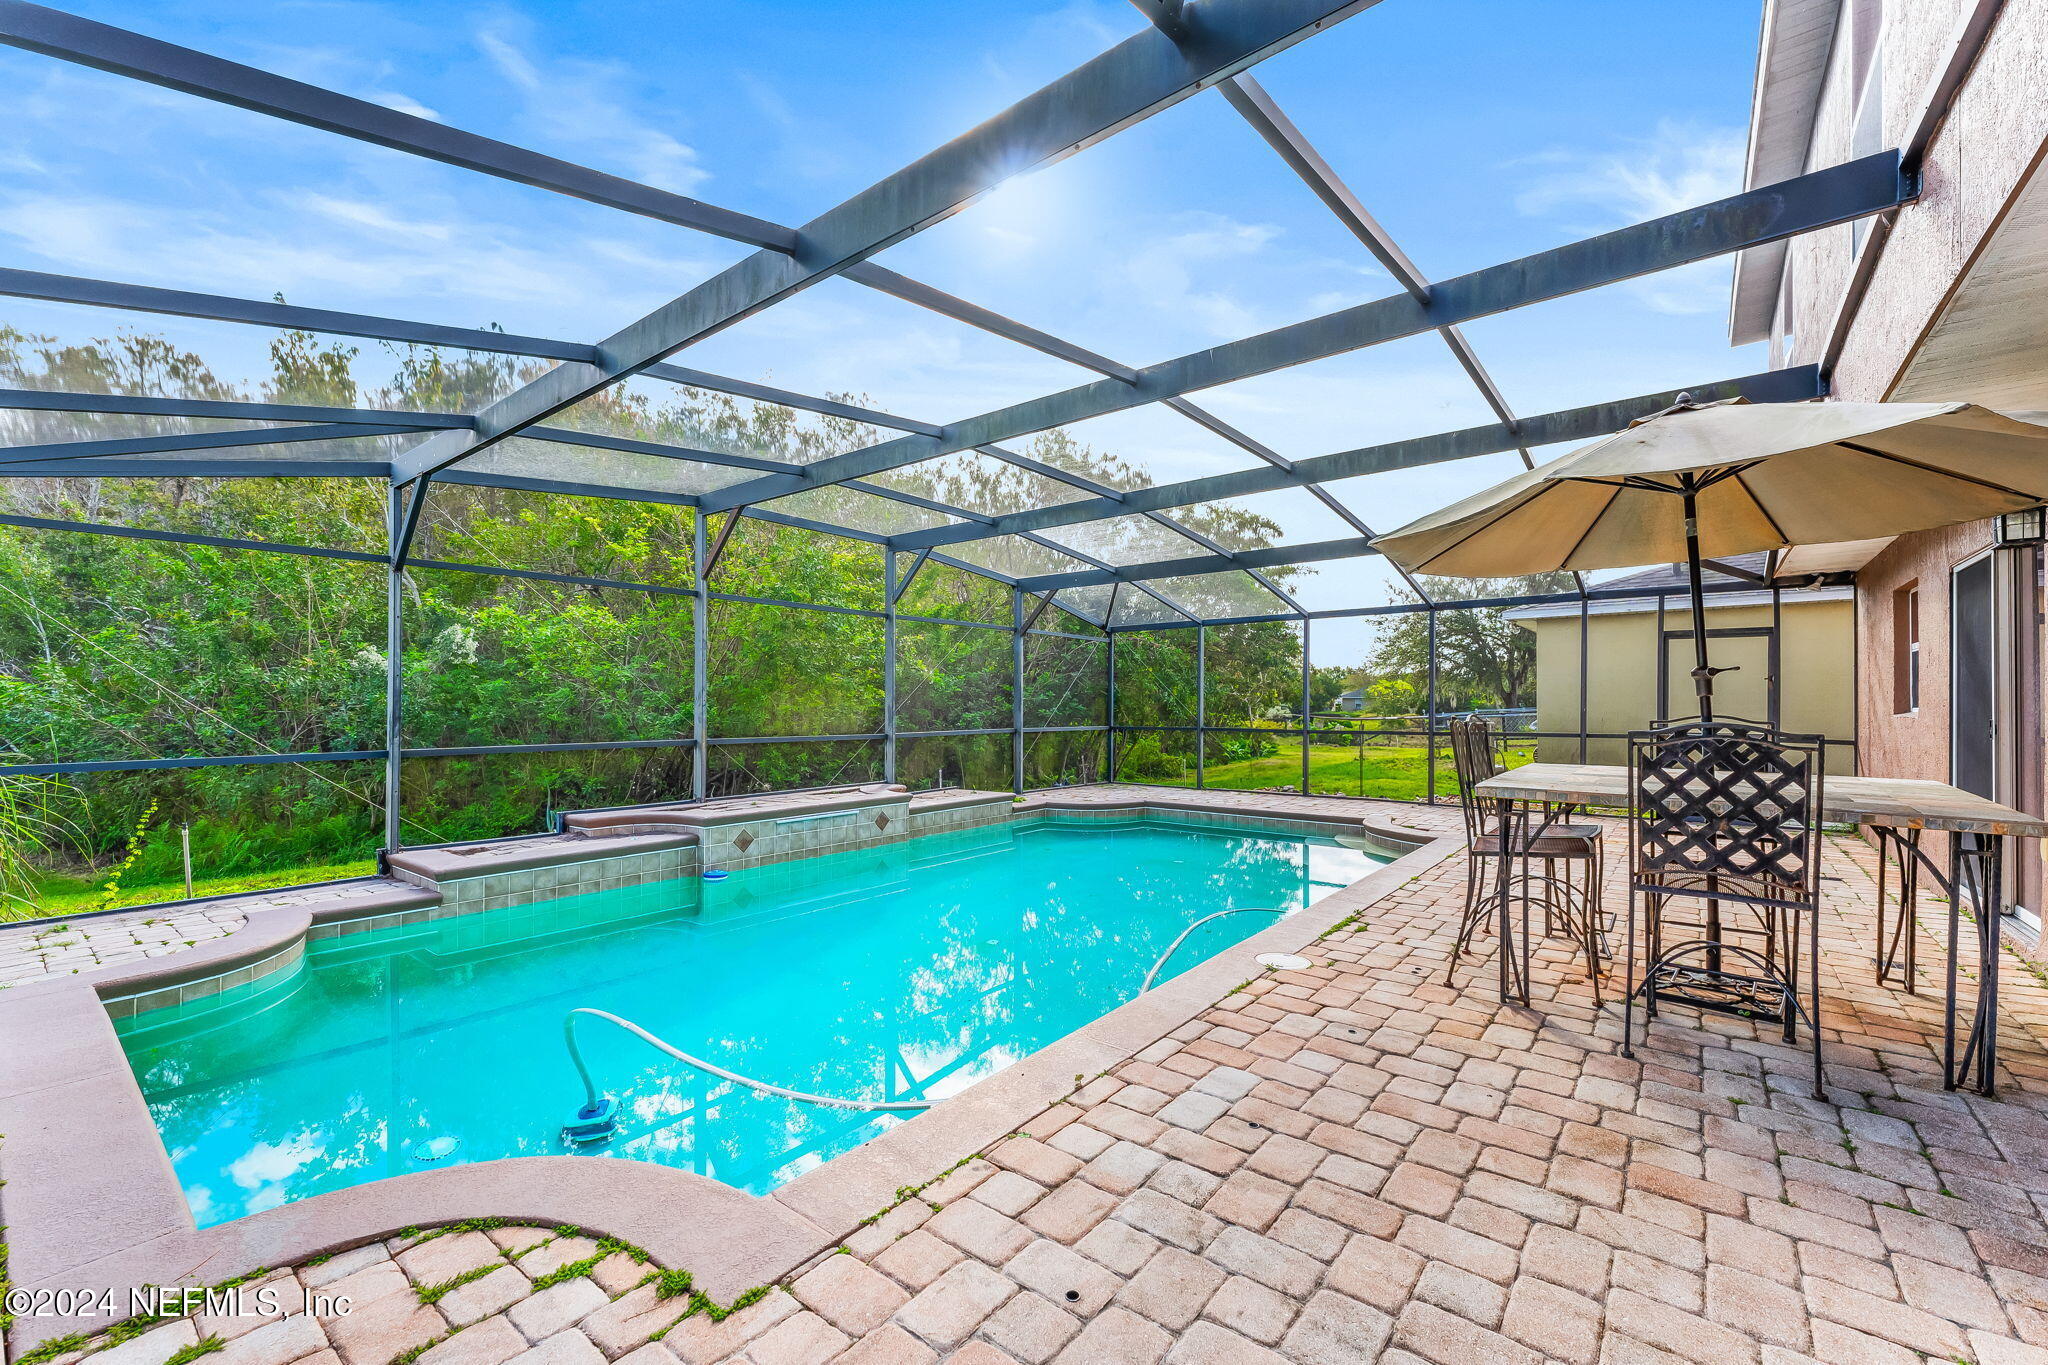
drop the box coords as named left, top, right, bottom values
left=1681, top=481, right=1724, bottom=973
left=1681, top=485, right=1714, bottom=723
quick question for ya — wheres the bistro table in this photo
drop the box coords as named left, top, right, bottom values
left=1472, top=762, right=2047, bottom=1095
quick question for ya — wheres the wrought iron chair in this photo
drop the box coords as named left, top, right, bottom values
left=1622, top=719, right=1825, bottom=1096
left=1444, top=717, right=1606, bottom=1001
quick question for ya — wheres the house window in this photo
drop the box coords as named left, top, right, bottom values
left=1894, top=583, right=1919, bottom=713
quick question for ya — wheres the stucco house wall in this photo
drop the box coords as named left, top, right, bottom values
left=1773, top=0, right=2048, bottom=398
left=1745, top=0, right=2048, bottom=943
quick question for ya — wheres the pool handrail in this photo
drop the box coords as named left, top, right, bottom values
left=1139, top=908, right=1285, bottom=994
left=563, top=1006, right=936, bottom=1118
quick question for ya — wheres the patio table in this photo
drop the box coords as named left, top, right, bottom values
left=1472, top=762, right=2047, bottom=1095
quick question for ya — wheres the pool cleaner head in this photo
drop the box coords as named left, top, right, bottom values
left=562, top=1095, right=619, bottom=1145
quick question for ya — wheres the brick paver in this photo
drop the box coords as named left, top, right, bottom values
left=0, top=878, right=425, bottom=983
left=18, top=789, right=2048, bottom=1364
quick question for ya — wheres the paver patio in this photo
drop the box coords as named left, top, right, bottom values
left=11, top=788, right=2048, bottom=1365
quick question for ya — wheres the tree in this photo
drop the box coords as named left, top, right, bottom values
left=1359, top=574, right=1574, bottom=711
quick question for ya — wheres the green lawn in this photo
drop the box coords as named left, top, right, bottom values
left=1182, top=737, right=1535, bottom=802
left=11, top=859, right=380, bottom=923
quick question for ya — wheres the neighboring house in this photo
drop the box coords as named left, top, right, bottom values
left=1731, top=0, right=2048, bottom=942
left=1505, top=555, right=1857, bottom=770
left=1332, top=689, right=1366, bottom=713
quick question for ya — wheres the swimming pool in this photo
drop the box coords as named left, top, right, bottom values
left=115, top=816, right=1382, bottom=1227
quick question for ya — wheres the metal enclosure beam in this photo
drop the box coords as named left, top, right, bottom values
left=383, top=483, right=405, bottom=852
left=0, top=421, right=421, bottom=466
left=884, top=552, right=899, bottom=782
left=1299, top=619, right=1312, bottom=795
left=692, top=515, right=710, bottom=800
left=1012, top=589, right=1027, bottom=794
left=0, top=389, right=472, bottom=428
left=889, top=366, right=1821, bottom=553
left=704, top=154, right=1906, bottom=511
left=1017, top=536, right=1376, bottom=589
left=388, top=0, right=1383, bottom=484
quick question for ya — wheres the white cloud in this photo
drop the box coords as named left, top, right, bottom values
left=474, top=25, right=709, bottom=196
left=1512, top=121, right=1745, bottom=314
left=367, top=91, right=443, bottom=122
left=228, top=1132, right=325, bottom=1190
left=1515, top=120, right=1745, bottom=224
left=1121, top=212, right=1283, bottom=339
left=296, top=194, right=455, bottom=242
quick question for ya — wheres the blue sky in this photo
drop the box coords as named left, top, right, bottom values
left=0, top=0, right=1771, bottom=662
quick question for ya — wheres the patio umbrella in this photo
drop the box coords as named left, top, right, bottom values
left=1370, top=396, right=2048, bottom=719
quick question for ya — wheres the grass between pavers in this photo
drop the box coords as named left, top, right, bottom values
left=12, top=861, right=379, bottom=923
left=386, top=1222, right=777, bottom=1365
left=160, top=1337, right=224, bottom=1365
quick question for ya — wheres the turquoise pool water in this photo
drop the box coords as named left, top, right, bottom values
left=116, top=816, right=1382, bottom=1226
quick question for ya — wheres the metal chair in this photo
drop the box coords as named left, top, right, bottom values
left=1622, top=719, right=1825, bottom=1096
left=1444, top=717, right=1607, bottom=1002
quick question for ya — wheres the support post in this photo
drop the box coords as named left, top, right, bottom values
left=1425, top=609, right=1439, bottom=804
left=1300, top=618, right=1312, bottom=796
left=1012, top=588, right=1026, bottom=795
left=691, top=513, right=709, bottom=801
left=383, top=483, right=404, bottom=852
left=1655, top=593, right=1668, bottom=722
left=885, top=551, right=899, bottom=783
left=1196, top=625, right=1207, bottom=790
left=1107, top=632, right=1118, bottom=782
left=1578, top=593, right=1591, bottom=762
left=1770, top=581, right=1784, bottom=730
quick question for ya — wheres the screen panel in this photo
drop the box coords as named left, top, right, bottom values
left=707, top=601, right=884, bottom=738
left=705, top=739, right=884, bottom=797
left=896, top=620, right=1012, bottom=735
left=897, top=734, right=1012, bottom=792
left=1112, top=629, right=1198, bottom=728
left=1111, top=728, right=1197, bottom=786
left=17, top=759, right=385, bottom=916
left=0, top=524, right=382, bottom=764
left=401, top=566, right=693, bottom=749
left=1023, top=633, right=1108, bottom=728
left=1024, top=730, right=1106, bottom=789
left=400, top=748, right=694, bottom=845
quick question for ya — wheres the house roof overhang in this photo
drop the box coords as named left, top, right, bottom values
left=1730, top=0, right=1844, bottom=345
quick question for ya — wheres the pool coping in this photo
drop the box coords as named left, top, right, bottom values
left=0, top=796, right=1456, bottom=1352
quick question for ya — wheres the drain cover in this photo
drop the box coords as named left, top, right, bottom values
left=1255, top=953, right=1312, bottom=972
left=411, top=1135, right=461, bottom=1162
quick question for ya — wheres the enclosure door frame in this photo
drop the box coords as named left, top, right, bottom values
left=1655, top=624, right=1780, bottom=728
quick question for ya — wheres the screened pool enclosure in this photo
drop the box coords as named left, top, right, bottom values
left=0, top=0, right=1894, bottom=897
